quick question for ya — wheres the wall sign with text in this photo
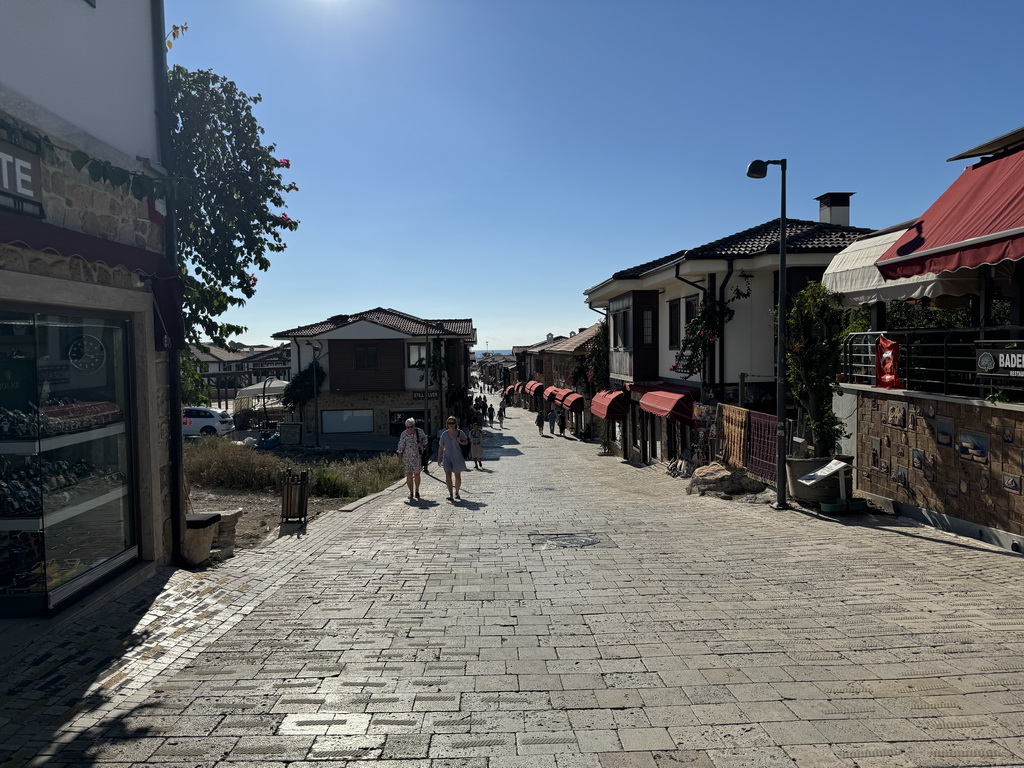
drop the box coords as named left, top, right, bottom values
left=976, top=342, right=1024, bottom=378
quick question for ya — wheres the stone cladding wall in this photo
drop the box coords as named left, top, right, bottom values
left=856, top=389, right=1024, bottom=538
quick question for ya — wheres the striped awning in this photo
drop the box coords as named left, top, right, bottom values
left=590, top=389, right=628, bottom=420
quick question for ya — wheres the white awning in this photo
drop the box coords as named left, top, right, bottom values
left=823, top=227, right=981, bottom=307
left=235, top=379, right=288, bottom=398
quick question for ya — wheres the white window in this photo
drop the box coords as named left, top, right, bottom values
left=408, top=342, right=426, bottom=368
left=322, top=409, right=373, bottom=433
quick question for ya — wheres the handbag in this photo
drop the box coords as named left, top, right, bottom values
left=460, top=429, right=471, bottom=460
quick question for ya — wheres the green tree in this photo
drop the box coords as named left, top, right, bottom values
left=281, top=361, right=325, bottom=412
left=785, top=282, right=847, bottom=458
left=169, top=65, right=298, bottom=391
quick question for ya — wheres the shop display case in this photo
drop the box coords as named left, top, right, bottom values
left=0, top=310, right=135, bottom=616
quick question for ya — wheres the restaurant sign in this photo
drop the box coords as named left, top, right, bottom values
left=0, top=138, right=43, bottom=216
left=976, top=342, right=1024, bottom=378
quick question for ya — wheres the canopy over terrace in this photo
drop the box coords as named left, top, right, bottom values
left=559, top=392, right=585, bottom=413
left=876, top=146, right=1024, bottom=280
left=823, top=224, right=995, bottom=306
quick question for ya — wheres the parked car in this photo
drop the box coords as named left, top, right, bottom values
left=182, top=407, right=234, bottom=437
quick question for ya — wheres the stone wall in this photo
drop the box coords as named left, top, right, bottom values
left=3, top=108, right=163, bottom=253
left=855, top=388, right=1024, bottom=538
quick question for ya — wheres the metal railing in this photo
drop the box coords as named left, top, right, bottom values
left=842, top=327, right=1024, bottom=400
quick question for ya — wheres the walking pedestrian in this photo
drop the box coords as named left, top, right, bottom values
left=547, top=407, right=557, bottom=434
left=497, top=405, right=505, bottom=428
left=396, top=418, right=428, bottom=501
left=535, top=410, right=544, bottom=436
left=557, top=410, right=566, bottom=437
left=487, top=404, right=495, bottom=427
left=437, top=416, right=469, bottom=502
left=469, top=421, right=488, bottom=469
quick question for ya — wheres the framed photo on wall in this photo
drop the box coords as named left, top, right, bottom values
left=936, top=417, right=954, bottom=448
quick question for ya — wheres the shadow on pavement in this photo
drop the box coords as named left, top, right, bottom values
left=0, top=566, right=178, bottom=766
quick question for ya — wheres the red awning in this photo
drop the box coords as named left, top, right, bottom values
left=590, top=389, right=628, bottom=420
left=554, top=388, right=572, bottom=405
left=561, top=392, right=585, bottom=413
left=524, top=381, right=544, bottom=396
left=543, top=386, right=559, bottom=401
left=876, top=149, right=1024, bottom=279
left=504, top=384, right=516, bottom=396
left=515, top=382, right=525, bottom=392
left=638, top=389, right=696, bottom=422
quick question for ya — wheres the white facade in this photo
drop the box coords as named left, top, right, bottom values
left=0, top=0, right=161, bottom=164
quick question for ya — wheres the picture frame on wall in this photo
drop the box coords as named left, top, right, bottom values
left=1004, top=425, right=1015, bottom=444
left=1003, top=474, right=1021, bottom=494
left=887, top=401, right=907, bottom=429
left=936, top=417, right=954, bottom=447
left=958, top=430, right=989, bottom=467
left=912, top=449, right=924, bottom=470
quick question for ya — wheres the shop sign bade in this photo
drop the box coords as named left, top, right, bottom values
left=976, top=343, right=1024, bottom=378
left=0, top=138, right=42, bottom=215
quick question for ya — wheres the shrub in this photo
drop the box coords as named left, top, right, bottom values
left=183, top=439, right=405, bottom=498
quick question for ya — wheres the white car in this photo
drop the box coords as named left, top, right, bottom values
left=182, top=407, right=234, bottom=437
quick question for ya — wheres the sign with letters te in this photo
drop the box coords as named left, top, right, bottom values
left=0, top=138, right=42, bottom=210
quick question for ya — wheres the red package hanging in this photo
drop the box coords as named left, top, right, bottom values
left=875, top=335, right=902, bottom=389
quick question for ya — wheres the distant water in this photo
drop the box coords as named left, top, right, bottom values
left=478, top=349, right=512, bottom=355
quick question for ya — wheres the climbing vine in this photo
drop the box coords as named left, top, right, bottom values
left=671, top=274, right=752, bottom=378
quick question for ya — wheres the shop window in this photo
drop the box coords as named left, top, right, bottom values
left=0, top=309, right=134, bottom=616
left=322, top=409, right=373, bottom=433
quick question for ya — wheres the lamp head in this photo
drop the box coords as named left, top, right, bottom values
left=746, top=159, right=769, bottom=179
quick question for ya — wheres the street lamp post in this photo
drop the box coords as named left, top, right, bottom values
left=747, top=158, right=788, bottom=509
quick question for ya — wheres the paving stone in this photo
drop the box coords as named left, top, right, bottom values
left=6, top=408, right=1024, bottom=765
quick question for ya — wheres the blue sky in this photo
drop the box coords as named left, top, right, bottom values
left=165, top=0, right=1024, bottom=350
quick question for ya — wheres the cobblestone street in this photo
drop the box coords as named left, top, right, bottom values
left=3, top=405, right=1024, bottom=767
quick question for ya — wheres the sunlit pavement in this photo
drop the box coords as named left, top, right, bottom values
left=3, top=396, right=1024, bottom=767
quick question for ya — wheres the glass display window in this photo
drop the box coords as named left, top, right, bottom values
left=0, top=309, right=135, bottom=616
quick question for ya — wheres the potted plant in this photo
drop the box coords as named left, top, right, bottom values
left=782, top=282, right=851, bottom=503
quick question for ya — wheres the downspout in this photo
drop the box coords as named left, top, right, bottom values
left=152, top=0, right=188, bottom=567
left=674, top=264, right=711, bottom=392
left=716, top=260, right=735, bottom=400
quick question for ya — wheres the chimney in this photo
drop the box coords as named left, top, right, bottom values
left=815, top=192, right=853, bottom=226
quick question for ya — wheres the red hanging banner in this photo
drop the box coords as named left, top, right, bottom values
left=875, top=335, right=902, bottom=389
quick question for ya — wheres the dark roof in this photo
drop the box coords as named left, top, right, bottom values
left=543, top=323, right=603, bottom=355
left=612, top=218, right=872, bottom=280
left=241, top=343, right=290, bottom=363
left=274, top=307, right=474, bottom=339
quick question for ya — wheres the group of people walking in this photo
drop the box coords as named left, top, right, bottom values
left=535, top=406, right=566, bottom=436
left=395, top=414, right=493, bottom=505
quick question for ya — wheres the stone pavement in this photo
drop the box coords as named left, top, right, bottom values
left=2, top=403, right=1024, bottom=767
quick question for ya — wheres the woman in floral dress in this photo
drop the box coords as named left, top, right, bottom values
left=396, top=418, right=428, bottom=501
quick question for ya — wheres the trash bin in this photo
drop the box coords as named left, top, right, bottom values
left=281, top=468, right=309, bottom=523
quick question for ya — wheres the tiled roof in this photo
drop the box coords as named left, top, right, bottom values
left=188, top=343, right=249, bottom=364
left=274, top=307, right=474, bottom=339
left=543, top=323, right=603, bottom=354
left=612, top=218, right=872, bottom=280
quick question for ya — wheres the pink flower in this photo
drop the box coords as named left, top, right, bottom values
left=278, top=158, right=291, bottom=168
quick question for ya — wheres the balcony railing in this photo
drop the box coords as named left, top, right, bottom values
left=842, top=327, right=1024, bottom=401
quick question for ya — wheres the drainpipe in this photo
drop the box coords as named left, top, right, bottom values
left=152, top=0, right=189, bottom=567
left=716, top=260, right=735, bottom=400
left=674, top=265, right=713, bottom=394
